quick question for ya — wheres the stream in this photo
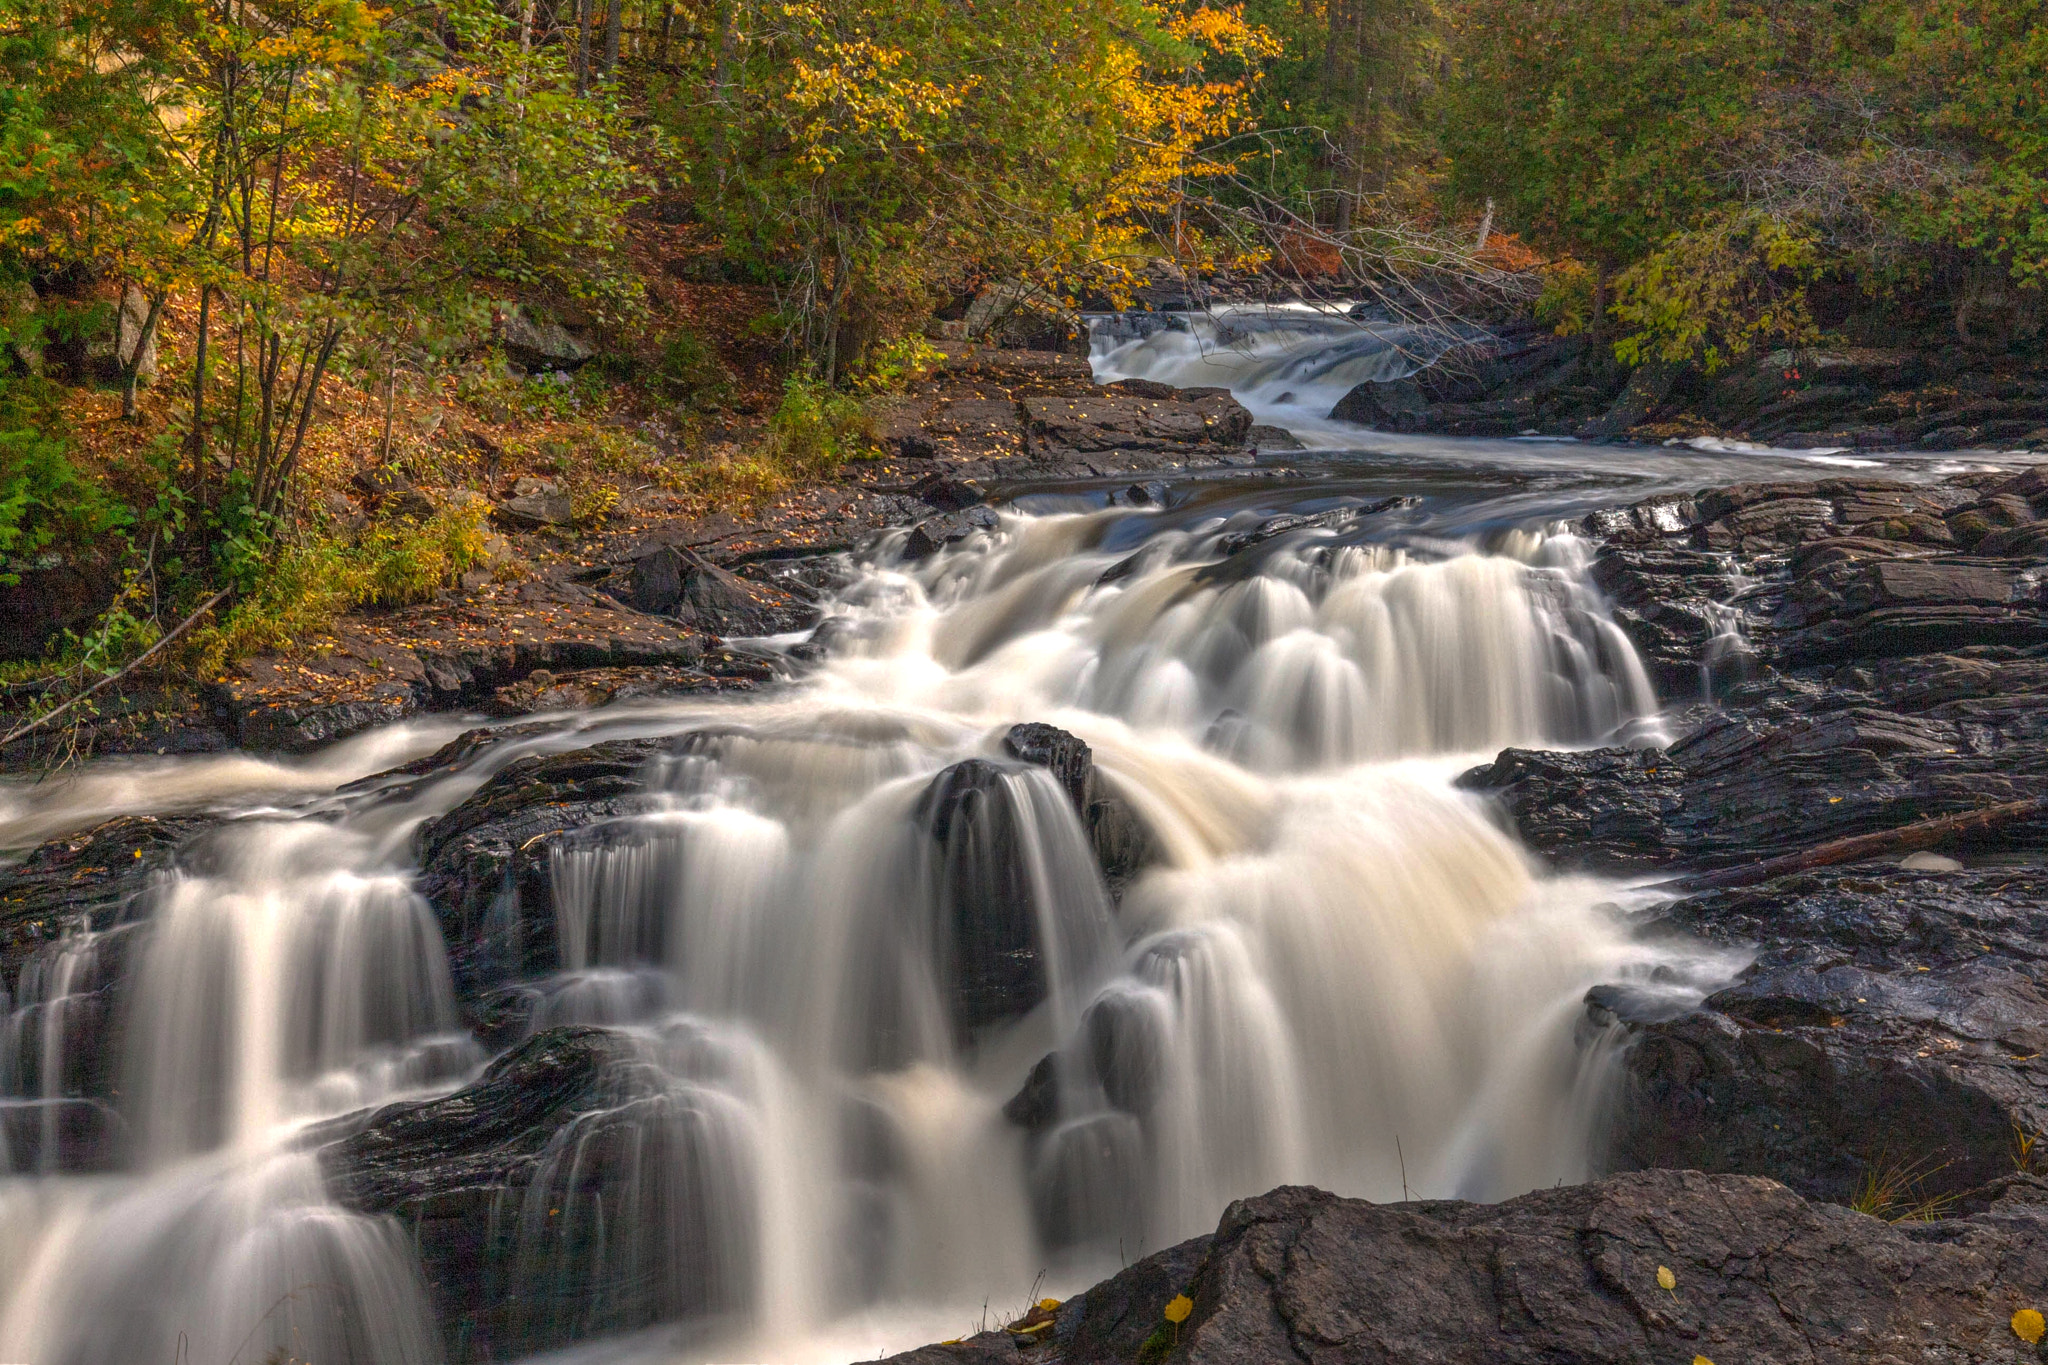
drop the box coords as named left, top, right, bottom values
left=0, top=306, right=2033, bottom=1365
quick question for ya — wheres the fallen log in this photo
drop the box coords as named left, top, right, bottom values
left=1665, top=796, right=2048, bottom=893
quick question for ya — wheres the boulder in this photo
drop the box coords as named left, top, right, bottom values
left=0, top=551, right=117, bottom=662
left=878, top=1171, right=2048, bottom=1365
left=493, top=477, right=575, bottom=529
left=1002, top=722, right=1158, bottom=889
left=915, top=759, right=1057, bottom=1036
left=901, top=506, right=1001, bottom=561
left=498, top=307, right=593, bottom=372
left=1327, top=377, right=1427, bottom=429
left=627, top=544, right=817, bottom=637
left=115, top=285, right=156, bottom=382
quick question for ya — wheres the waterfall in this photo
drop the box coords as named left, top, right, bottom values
left=0, top=344, right=1776, bottom=1363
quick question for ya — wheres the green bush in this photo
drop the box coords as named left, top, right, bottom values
left=0, top=421, right=133, bottom=585
left=761, top=375, right=877, bottom=474
left=186, top=500, right=489, bottom=675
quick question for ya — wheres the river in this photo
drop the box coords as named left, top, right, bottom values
left=0, top=307, right=2033, bottom=1365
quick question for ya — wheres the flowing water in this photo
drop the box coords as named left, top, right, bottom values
left=1, top=309, right=2036, bottom=1365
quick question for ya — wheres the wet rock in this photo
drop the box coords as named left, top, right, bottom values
left=0, top=814, right=202, bottom=984
left=1604, top=866, right=2048, bottom=1208
left=1002, top=722, right=1159, bottom=891
left=902, top=506, right=1000, bottom=561
left=1207, top=498, right=1417, bottom=563
left=1455, top=746, right=1687, bottom=871
left=1778, top=555, right=2048, bottom=664
left=1462, top=691, right=2048, bottom=873
left=628, top=543, right=817, bottom=637
left=908, top=472, right=987, bottom=512
left=1002, top=1053, right=1060, bottom=1131
left=1030, top=1111, right=1145, bottom=1252
left=414, top=741, right=667, bottom=1006
left=1328, top=377, right=1428, bottom=429
left=1021, top=388, right=1253, bottom=459
left=233, top=682, right=422, bottom=753
left=320, top=1024, right=745, bottom=1361
left=0, top=1096, right=126, bottom=1173
left=1245, top=423, right=1304, bottom=452
left=0, top=815, right=209, bottom=1132
left=1084, top=990, right=1166, bottom=1115
left=484, top=664, right=748, bottom=716
left=916, top=759, right=1053, bottom=1035
left=883, top=1170, right=2048, bottom=1364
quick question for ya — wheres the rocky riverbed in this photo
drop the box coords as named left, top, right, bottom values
left=6, top=339, right=2048, bottom=1364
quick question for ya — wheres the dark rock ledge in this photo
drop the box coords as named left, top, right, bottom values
left=876, top=1170, right=2048, bottom=1364
left=1455, top=465, right=2048, bottom=1225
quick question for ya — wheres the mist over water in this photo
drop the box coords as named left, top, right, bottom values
left=15, top=310, right=2016, bottom=1364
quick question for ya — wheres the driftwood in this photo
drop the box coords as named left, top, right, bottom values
left=1668, top=796, right=2048, bottom=893
left=0, top=587, right=232, bottom=750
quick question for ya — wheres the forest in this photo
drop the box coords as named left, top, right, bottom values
left=0, top=0, right=2043, bottom=723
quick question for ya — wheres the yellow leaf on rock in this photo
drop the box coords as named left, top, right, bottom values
left=2014, top=1307, right=2045, bottom=1343
left=1038, top=1299, right=1061, bottom=1312
left=1656, top=1265, right=1677, bottom=1291
left=1693, top=1357, right=1714, bottom=1365
left=1164, top=1294, right=1194, bottom=1323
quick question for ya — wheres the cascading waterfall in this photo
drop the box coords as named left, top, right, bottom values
left=1089, top=305, right=1477, bottom=438
left=0, top=333, right=1775, bottom=1364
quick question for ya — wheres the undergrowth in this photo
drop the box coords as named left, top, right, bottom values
left=184, top=502, right=489, bottom=677
left=1848, top=1150, right=1959, bottom=1223
left=652, top=373, right=879, bottom=514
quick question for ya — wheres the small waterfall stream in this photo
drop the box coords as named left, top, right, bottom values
left=2, top=313, right=1892, bottom=1365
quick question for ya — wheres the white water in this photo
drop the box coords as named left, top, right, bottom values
left=0, top=318, right=1813, bottom=1365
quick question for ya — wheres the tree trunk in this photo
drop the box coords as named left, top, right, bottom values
left=601, top=0, right=622, bottom=78
left=1591, top=260, right=1612, bottom=347
left=576, top=0, right=592, bottom=93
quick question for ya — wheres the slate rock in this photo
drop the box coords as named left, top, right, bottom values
left=1604, top=865, right=2048, bottom=1206
left=414, top=740, right=668, bottom=1007
left=628, top=544, right=817, bottom=637
left=877, top=1170, right=2048, bottom=1364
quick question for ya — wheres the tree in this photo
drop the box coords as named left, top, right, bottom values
left=5, top=0, right=646, bottom=582
left=658, top=0, right=1278, bottom=378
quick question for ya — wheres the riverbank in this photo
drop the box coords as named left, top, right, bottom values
left=0, top=343, right=1279, bottom=763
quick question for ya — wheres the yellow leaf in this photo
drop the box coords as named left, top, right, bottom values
left=2015, top=1308, right=2045, bottom=1343
left=1693, top=1357, right=1714, bottom=1365
left=1037, top=1299, right=1061, bottom=1312
left=1163, top=1294, right=1194, bottom=1324
left=1656, top=1265, right=1677, bottom=1291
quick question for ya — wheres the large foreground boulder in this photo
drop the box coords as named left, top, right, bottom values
left=879, top=1170, right=2048, bottom=1364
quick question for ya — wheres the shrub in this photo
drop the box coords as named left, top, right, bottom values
left=185, top=499, right=489, bottom=675
left=0, top=420, right=133, bottom=585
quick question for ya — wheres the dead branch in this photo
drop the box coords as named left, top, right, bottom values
left=0, top=588, right=234, bottom=752
left=1667, top=797, right=2048, bottom=894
